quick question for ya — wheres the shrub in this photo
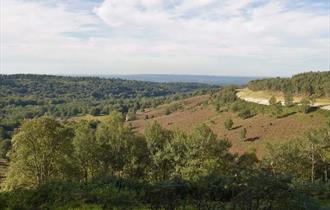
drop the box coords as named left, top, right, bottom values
left=224, top=118, right=233, bottom=130
left=240, top=128, right=247, bottom=140
left=238, top=108, right=253, bottom=119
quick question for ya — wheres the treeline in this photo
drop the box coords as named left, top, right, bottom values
left=0, top=74, right=216, bottom=145
left=248, top=71, right=330, bottom=97
left=0, top=113, right=330, bottom=209
left=0, top=74, right=213, bottom=100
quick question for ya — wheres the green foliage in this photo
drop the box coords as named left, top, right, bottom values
left=300, top=97, right=311, bottom=113
left=0, top=74, right=216, bottom=137
left=269, top=95, right=277, bottom=105
left=264, top=126, right=330, bottom=184
left=95, top=111, right=136, bottom=175
left=72, top=121, right=99, bottom=182
left=239, top=128, right=247, bottom=140
left=145, top=121, right=173, bottom=181
left=238, top=108, right=253, bottom=119
left=3, top=117, right=74, bottom=190
left=2, top=72, right=330, bottom=209
left=212, top=86, right=238, bottom=108
left=284, top=91, right=294, bottom=107
left=89, top=107, right=101, bottom=116
left=0, top=139, right=11, bottom=159
left=248, top=71, right=330, bottom=97
left=181, top=124, right=234, bottom=179
left=126, top=108, right=136, bottom=121
left=0, top=117, right=329, bottom=209
left=224, top=118, right=233, bottom=130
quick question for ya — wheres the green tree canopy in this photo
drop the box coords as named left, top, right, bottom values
left=3, top=117, right=73, bottom=190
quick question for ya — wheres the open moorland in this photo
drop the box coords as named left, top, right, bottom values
left=73, top=94, right=329, bottom=157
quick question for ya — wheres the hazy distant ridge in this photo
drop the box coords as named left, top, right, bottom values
left=102, top=74, right=261, bottom=85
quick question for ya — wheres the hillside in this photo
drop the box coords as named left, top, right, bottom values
left=1, top=73, right=330, bottom=209
left=0, top=74, right=215, bottom=141
left=73, top=94, right=329, bottom=157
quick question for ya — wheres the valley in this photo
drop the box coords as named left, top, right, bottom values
left=0, top=72, right=330, bottom=209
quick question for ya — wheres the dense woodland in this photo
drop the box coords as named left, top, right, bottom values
left=0, top=73, right=330, bottom=209
left=248, top=71, right=330, bottom=97
left=0, top=74, right=215, bottom=148
left=0, top=112, right=330, bottom=209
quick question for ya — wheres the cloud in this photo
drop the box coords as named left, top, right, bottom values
left=1, top=0, right=329, bottom=76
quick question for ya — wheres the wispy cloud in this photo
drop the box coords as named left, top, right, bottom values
left=1, top=0, right=329, bottom=76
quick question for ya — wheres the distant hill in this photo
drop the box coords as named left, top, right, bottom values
left=101, top=74, right=261, bottom=85
left=0, top=74, right=212, bottom=100
left=0, top=74, right=215, bottom=130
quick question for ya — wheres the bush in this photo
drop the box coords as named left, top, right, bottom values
left=240, top=128, right=247, bottom=140
left=224, top=118, right=233, bottom=130
left=238, top=108, right=253, bottom=119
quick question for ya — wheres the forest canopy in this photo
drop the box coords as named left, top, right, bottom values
left=248, top=71, right=330, bottom=97
left=1, top=114, right=329, bottom=209
left=0, top=74, right=216, bottom=140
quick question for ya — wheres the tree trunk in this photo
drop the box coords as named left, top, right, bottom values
left=311, top=144, right=315, bottom=183
left=325, top=165, right=328, bottom=183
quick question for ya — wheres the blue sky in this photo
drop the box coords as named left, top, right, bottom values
left=0, top=0, right=329, bottom=76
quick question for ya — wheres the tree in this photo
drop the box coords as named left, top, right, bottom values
left=238, top=108, right=253, bottom=119
left=269, top=96, right=277, bottom=106
left=72, top=121, right=99, bottom=182
left=90, top=107, right=101, bottom=116
left=122, top=135, right=150, bottom=178
left=269, top=96, right=283, bottom=117
left=3, top=117, right=74, bottom=190
left=0, top=139, right=11, bottom=159
left=304, top=129, right=330, bottom=183
left=224, top=118, right=233, bottom=130
left=284, top=91, right=293, bottom=107
left=126, top=108, right=136, bottom=121
left=145, top=121, right=174, bottom=181
left=299, top=97, right=311, bottom=113
left=264, top=127, right=330, bottom=184
left=180, top=124, right=233, bottom=180
left=240, top=128, right=247, bottom=140
left=95, top=111, right=134, bottom=175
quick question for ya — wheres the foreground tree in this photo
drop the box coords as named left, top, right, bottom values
left=72, top=121, right=99, bottom=182
left=95, top=111, right=135, bottom=175
left=3, top=117, right=73, bottom=190
left=181, top=124, right=234, bottom=180
left=145, top=121, right=174, bottom=181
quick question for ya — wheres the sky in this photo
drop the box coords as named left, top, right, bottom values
left=0, top=0, right=329, bottom=77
